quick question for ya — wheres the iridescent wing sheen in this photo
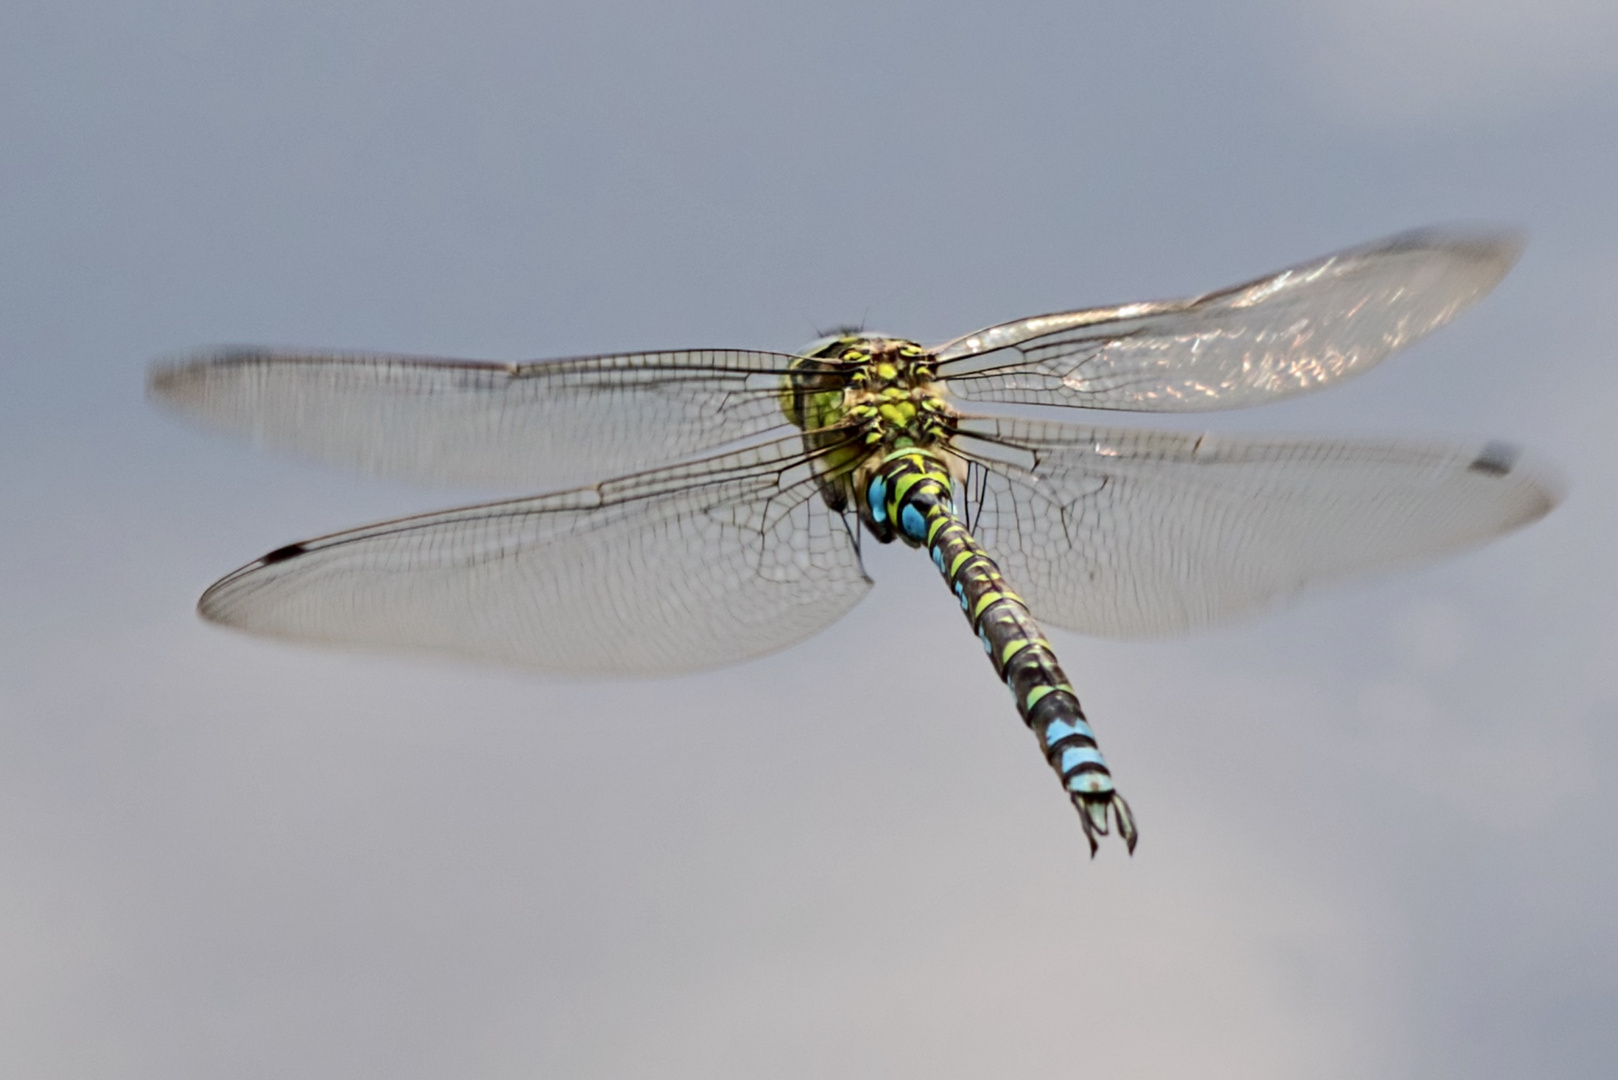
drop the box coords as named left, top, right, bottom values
left=948, top=416, right=1560, bottom=639
left=149, top=347, right=808, bottom=490
left=197, top=435, right=871, bottom=675
left=934, top=228, right=1520, bottom=412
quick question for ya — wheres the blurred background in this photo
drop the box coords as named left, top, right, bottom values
left=2, top=2, right=1614, bottom=1077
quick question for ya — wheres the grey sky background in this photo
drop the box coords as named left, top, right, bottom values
left=3, top=2, right=1616, bottom=1077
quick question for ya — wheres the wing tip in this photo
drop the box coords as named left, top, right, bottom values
left=1372, top=221, right=1523, bottom=253
left=1362, top=223, right=1526, bottom=285
left=1487, top=445, right=1567, bottom=532
left=195, top=584, right=234, bottom=627
left=196, top=541, right=312, bottom=627
left=146, top=346, right=271, bottom=409
left=145, top=351, right=203, bottom=406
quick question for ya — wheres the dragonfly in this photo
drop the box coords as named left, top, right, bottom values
left=149, top=228, right=1559, bottom=855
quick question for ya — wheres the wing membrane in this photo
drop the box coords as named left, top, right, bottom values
left=198, top=435, right=871, bottom=674
left=935, top=228, right=1520, bottom=412
left=949, top=416, right=1559, bottom=638
left=150, top=347, right=807, bottom=489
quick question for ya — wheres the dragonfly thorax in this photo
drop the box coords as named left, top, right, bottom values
left=782, top=333, right=962, bottom=541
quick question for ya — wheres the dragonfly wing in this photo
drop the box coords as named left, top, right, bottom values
left=949, top=416, right=1560, bottom=638
left=935, top=228, right=1520, bottom=412
left=150, top=347, right=805, bottom=490
left=198, top=436, right=871, bottom=675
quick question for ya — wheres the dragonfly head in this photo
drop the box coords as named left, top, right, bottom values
left=783, top=333, right=959, bottom=540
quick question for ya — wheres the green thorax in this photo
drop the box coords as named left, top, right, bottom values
left=780, top=333, right=961, bottom=541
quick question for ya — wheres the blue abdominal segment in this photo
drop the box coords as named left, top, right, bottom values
left=867, top=475, right=889, bottom=524
left=900, top=503, right=926, bottom=541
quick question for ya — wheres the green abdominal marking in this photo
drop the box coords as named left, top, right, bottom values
left=872, top=449, right=1138, bottom=855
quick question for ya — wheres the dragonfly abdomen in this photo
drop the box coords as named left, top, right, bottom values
left=867, top=450, right=1138, bottom=855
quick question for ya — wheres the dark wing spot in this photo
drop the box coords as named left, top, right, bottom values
left=1468, top=441, right=1519, bottom=477
left=261, top=543, right=308, bottom=565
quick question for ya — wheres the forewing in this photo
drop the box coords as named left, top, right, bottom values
left=149, top=347, right=805, bottom=489
left=950, top=416, right=1560, bottom=638
left=935, top=228, right=1520, bottom=412
left=198, top=436, right=871, bottom=675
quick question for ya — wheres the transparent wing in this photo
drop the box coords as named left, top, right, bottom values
left=198, top=435, right=871, bottom=675
left=935, top=228, right=1521, bottom=412
left=149, top=347, right=808, bottom=490
left=949, top=416, right=1560, bottom=638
